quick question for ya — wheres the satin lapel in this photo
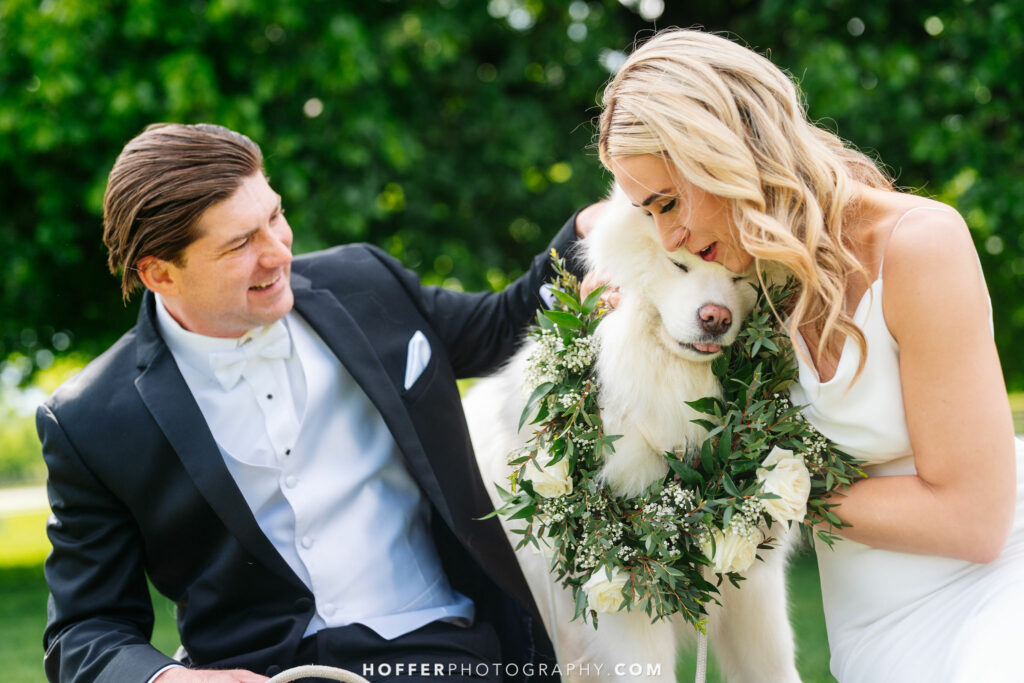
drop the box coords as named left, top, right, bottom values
left=291, top=279, right=454, bottom=530
left=133, top=297, right=306, bottom=592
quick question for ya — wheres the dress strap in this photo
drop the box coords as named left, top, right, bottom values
left=876, top=204, right=992, bottom=333
left=877, top=205, right=957, bottom=279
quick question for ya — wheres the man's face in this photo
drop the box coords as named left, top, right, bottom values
left=157, top=172, right=294, bottom=338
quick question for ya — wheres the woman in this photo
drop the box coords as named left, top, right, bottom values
left=596, top=29, right=1024, bottom=681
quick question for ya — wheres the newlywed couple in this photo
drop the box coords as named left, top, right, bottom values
left=41, top=28, right=1023, bottom=683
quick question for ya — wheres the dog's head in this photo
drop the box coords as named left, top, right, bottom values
left=584, top=185, right=758, bottom=362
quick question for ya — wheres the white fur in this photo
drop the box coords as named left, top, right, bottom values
left=463, top=187, right=802, bottom=682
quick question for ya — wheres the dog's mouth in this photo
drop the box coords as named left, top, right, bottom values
left=679, top=341, right=722, bottom=355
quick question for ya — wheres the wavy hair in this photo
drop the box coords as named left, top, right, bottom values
left=598, top=29, right=893, bottom=379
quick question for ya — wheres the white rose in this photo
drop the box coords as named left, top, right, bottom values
left=701, top=527, right=762, bottom=574
left=756, top=446, right=812, bottom=524
left=523, top=450, right=572, bottom=498
left=582, top=568, right=628, bottom=613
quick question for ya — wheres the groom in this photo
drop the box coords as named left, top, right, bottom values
left=38, top=123, right=589, bottom=683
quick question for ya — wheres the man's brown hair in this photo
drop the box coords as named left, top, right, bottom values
left=102, top=123, right=264, bottom=300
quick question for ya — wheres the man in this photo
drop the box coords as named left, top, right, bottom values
left=39, top=123, right=591, bottom=682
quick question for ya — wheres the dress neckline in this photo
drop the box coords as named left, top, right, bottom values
left=792, top=204, right=954, bottom=386
left=794, top=278, right=881, bottom=387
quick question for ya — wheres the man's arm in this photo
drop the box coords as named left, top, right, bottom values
left=366, top=210, right=588, bottom=379
left=38, top=402, right=178, bottom=683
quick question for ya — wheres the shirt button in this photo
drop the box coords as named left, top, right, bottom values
left=301, top=536, right=313, bottom=549
left=285, top=476, right=298, bottom=488
left=323, top=603, right=336, bottom=616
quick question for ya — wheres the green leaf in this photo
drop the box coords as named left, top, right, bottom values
left=718, top=426, right=733, bottom=462
left=667, top=457, right=703, bottom=485
left=700, top=440, right=715, bottom=474
left=536, top=310, right=556, bottom=333
left=519, top=382, right=554, bottom=431
left=723, top=473, right=741, bottom=498
left=507, top=502, right=537, bottom=520
left=573, top=587, right=589, bottom=622
left=543, top=310, right=584, bottom=331
left=685, top=396, right=720, bottom=416
left=549, top=287, right=582, bottom=312
left=582, top=285, right=606, bottom=314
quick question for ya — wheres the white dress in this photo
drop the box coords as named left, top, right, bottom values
left=789, top=207, right=1024, bottom=683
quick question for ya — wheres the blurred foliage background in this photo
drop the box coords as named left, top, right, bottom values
left=0, top=0, right=1022, bottom=483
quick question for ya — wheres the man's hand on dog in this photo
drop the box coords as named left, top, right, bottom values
left=576, top=200, right=621, bottom=310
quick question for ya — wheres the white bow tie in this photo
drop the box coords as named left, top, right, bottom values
left=209, top=321, right=292, bottom=390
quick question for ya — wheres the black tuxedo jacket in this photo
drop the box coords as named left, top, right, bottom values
left=38, top=217, right=580, bottom=683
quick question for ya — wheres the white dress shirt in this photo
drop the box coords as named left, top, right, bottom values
left=153, top=296, right=473, bottom=647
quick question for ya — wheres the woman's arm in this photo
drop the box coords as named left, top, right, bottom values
left=823, top=208, right=1016, bottom=562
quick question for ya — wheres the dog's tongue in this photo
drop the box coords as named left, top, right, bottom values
left=693, top=342, right=721, bottom=353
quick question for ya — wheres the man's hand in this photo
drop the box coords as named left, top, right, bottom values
left=154, top=667, right=268, bottom=682
left=575, top=200, right=621, bottom=309
left=574, top=200, right=611, bottom=239
left=580, top=270, right=621, bottom=310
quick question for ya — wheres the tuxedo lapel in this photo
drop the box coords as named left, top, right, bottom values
left=132, top=294, right=307, bottom=593
left=290, top=274, right=455, bottom=530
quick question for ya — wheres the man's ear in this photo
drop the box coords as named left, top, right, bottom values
left=136, top=256, right=181, bottom=297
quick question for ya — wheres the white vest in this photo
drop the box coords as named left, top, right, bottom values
left=155, top=300, right=473, bottom=639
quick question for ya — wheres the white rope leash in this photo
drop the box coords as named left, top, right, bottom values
left=693, top=563, right=708, bottom=683
left=694, top=630, right=708, bottom=683
left=267, top=664, right=371, bottom=683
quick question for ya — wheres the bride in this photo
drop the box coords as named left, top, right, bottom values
left=594, top=28, right=1024, bottom=682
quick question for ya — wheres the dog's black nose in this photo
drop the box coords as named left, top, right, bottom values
left=698, top=303, right=732, bottom=336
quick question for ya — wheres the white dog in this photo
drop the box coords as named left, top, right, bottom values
left=463, top=188, right=801, bottom=682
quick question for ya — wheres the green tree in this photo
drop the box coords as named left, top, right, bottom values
left=2, top=0, right=1022, bottom=387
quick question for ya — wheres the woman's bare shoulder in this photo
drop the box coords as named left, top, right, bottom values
left=881, top=195, right=974, bottom=278
left=877, top=194, right=986, bottom=342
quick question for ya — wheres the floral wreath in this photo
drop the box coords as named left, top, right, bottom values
left=489, top=253, right=865, bottom=629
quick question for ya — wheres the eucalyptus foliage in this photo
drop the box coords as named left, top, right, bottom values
left=492, top=254, right=865, bottom=628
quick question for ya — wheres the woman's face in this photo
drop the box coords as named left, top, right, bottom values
left=609, top=154, right=753, bottom=274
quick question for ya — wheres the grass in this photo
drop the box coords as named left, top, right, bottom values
left=0, top=512, right=51, bottom=567
left=1010, top=392, right=1024, bottom=434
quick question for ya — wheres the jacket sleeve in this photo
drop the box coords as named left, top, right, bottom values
left=38, top=402, right=177, bottom=683
left=364, top=211, right=585, bottom=379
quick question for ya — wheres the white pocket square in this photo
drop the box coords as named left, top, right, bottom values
left=403, top=330, right=432, bottom=390
left=539, top=283, right=556, bottom=309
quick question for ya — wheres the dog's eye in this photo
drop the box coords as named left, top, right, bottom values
left=732, top=276, right=744, bottom=283
left=672, top=260, right=689, bottom=273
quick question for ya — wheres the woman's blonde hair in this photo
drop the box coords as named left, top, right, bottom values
left=598, top=29, right=892, bottom=379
